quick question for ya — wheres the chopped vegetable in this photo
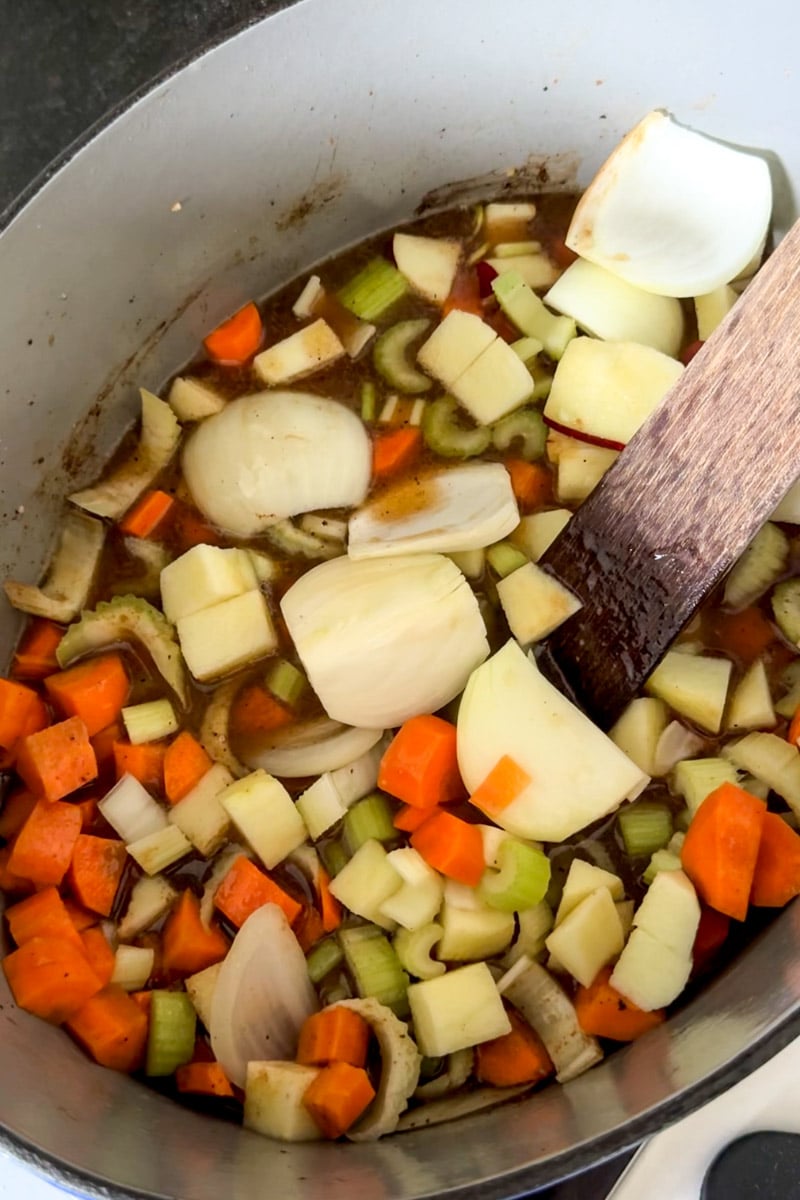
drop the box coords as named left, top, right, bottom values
left=617, top=801, right=673, bottom=859
left=574, top=967, right=665, bottom=1041
left=15, top=717, right=97, bottom=804
left=163, top=731, right=213, bottom=805
left=297, top=1006, right=370, bottom=1068
left=66, top=985, right=149, bottom=1071
left=680, top=783, right=766, bottom=920
left=146, top=990, right=196, bottom=1076
left=112, top=740, right=166, bottom=792
left=378, top=715, right=461, bottom=809
left=4, top=509, right=105, bottom=624
left=422, top=395, right=491, bottom=459
left=2, top=936, right=102, bottom=1024
left=68, top=835, right=127, bottom=916
left=750, top=812, right=800, bottom=907
left=45, top=653, right=130, bottom=737
left=772, top=578, right=800, bottom=645
left=723, top=523, right=788, bottom=609
left=475, top=1007, right=554, bottom=1087
left=303, top=1060, right=376, bottom=1139
left=478, top=838, right=550, bottom=913
left=119, top=489, right=175, bottom=539
left=411, top=810, right=484, bottom=887
left=371, top=427, right=423, bottom=480
left=373, top=319, right=432, bottom=394
left=161, top=891, right=229, bottom=976
left=214, top=854, right=302, bottom=929
left=502, top=959, right=602, bottom=1082
left=11, top=619, right=63, bottom=680
left=338, top=257, right=408, bottom=321
left=203, top=301, right=263, bottom=363
left=176, top=1061, right=235, bottom=1098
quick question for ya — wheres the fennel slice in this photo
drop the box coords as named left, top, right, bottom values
left=4, top=508, right=105, bottom=623
left=69, top=389, right=181, bottom=520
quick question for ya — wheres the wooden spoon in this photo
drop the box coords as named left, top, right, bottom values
left=538, top=218, right=800, bottom=728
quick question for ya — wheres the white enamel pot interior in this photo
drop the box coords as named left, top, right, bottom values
left=0, top=1, right=799, bottom=1196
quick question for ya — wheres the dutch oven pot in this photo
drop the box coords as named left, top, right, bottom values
left=1, top=1, right=799, bottom=1196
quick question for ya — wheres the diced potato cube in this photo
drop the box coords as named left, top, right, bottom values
left=393, top=233, right=461, bottom=304
left=496, top=560, right=581, bottom=645
left=610, top=927, right=692, bottom=1011
left=632, top=869, right=700, bottom=958
left=725, top=659, right=776, bottom=732
left=694, top=284, right=737, bottom=341
left=254, top=319, right=345, bottom=385
left=436, top=899, right=515, bottom=961
left=219, top=770, right=306, bottom=869
left=168, top=376, right=226, bottom=422
left=244, top=1061, right=322, bottom=1141
left=555, top=859, right=625, bottom=925
left=296, top=773, right=348, bottom=841
left=328, top=839, right=402, bottom=931
left=408, top=962, right=511, bottom=1057
left=510, top=509, right=571, bottom=561
left=646, top=651, right=732, bottom=735
left=416, top=311, right=495, bottom=388
left=177, top=590, right=277, bottom=681
left=168, top=763, right=234, bottom=857
left=610, top=698, right=670, bottom=778
left=160, top=544, right=259, bottom=624
left=545, top=886, right=624, bottom=987
left=380, top=848, right=443, bottom=931
left=450, top=337, right=535, bottom=425
left=555, top=438, right=618, bottom=505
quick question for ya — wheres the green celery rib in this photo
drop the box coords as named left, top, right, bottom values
left=306, top=936, right=345, bottom=984
left=343, top=792, right=396, bottom=855
left=339, top=924, right=409, bottom=1015
left=338, top=258, right=408, bottom=322
left=422, top=395, right=491, bottom=458
left=617, top=801, right=673, bottom=859
left=478, top=839, right=551, bottom=912
left=145, top=990, right=196, bottom=1076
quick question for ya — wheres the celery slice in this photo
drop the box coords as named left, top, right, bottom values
left=617, top=801, right=673, bottom=858
left=338, top=258, right=409, bottom=321
left=486, top=541, right=529, bottom=579
left=339, top=925, right=409, bottom=1015
left=723, top=522, right=788, bottom=609
left=491, top=406, right=547, bottom=461
left=422, top=395, right=491, bottom=459
left=478, top=839, right=551, bottom=913
left=360, top=380, right=378, bottom=422
left=772, top=578, right=800, bottom=645
left=122, top=698, right=179, bottom=745
left=266, top=658, right=306, bottom=709
left=318, top=838, right=349, bottom=879
left=492, top=271, right=576, bottom=360
left=393, top=923, right=445, bottom=980
left=343, top=792, right=397, bottom=855
left=146, top=990, right=196, bottom=1076
left=642, top=848, right=682, bottom=886
left=264, top=518, right=342, bottom=561
left=306, top=936, right=344, bottom=984
left=4, top=509, right=105, bottom=624
left=373, top=319, right=432, bottom=394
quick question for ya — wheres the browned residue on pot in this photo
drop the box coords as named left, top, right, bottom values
left=275, top=173, right=347, bottom=232
left=416, top=152, right=581, bottom=215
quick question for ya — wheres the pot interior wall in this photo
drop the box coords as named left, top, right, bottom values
left=0, top=1, right=799, bottom=1196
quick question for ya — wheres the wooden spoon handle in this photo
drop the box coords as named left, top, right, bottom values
left=539, top=218, right=800, bottom=728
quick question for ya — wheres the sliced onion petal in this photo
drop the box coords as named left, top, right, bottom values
left=210, top=904, right=319, bottom=1088
left=182, top=390, right=371, bottom=537
left=502, top=957, right=602, bottom=1083
left=348, top=464, right=518, bottom=559
left=566, top=110, right=772, bottom=297
left=281, top=554, right=489, bottom=728
left=240, top=717, right=384, bottom=777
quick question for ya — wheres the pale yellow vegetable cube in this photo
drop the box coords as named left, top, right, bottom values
left=694, top=284, right=737, bottom=341
left=416, top=310, right=495, bottom=387
left=545, top=886, right=624, bottom=987
left=408, top=962, right=511, bottom=1057
left=555, top=859, right=624, bottom=925
left=327, top=839, right=401, bottom=931
left=510, top=509, right=571, bottom=561
left=220, top=769, right=307, bottom=869
left=393, top=233, right=460, bottom=304
left=555, top=438, right=618, bottom=505
left=646, top=651, right=732, bottom=734
left=487, top=253, right=560, bottom=292
left=168, top=763, right=234, bottom=857
left=126, top=825, right=192, bottom=876
left=632, top=869, right=700, bottom=958
left=610, top=927, right=692, bottom=1011
left=725, top=658, right=776, bottom=732
left=160, top=544, right=259, bottom=623
left=168, top=376, right=226, bottom=421
left=254, top=319, right=345, bottom=385
left=496, top=560, right=581, bottom=645
left=450, top=337, right=534, bottom=426
left=185, top=962, right=222, bottom=1031
left=111, top=944, right=154, bottom=992
left=244, top=1061, right=322, bottom=1141
left=177, top=589, right=277, bottom=681
left=610, top=697, right=670, bottom=778
left=436, top=899, right=515, bottom=961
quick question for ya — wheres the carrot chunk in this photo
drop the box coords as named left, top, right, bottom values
left=176, top=1060, right=235, bottom=1098
left=475, top=1008, right=555, bottom=1084
left=64, top=898, right=100, bottom=933
left=213, top=854, right=302, bottom=928
left=5, top=886, right=85, bottom=951
left=371, top=427, right=422, bottom=480
left=0, top=847, right=33, bottom=896
left=113, top=740, right=166, bottom=793
left=91, top=721, right=123, bottom=767
left=44, top=653, right=129, bottom=737
left=65, top=984, right=148, bottom=1071
left=788, top=707, right=800, bottom=750
left=393, top=802, right=439, bottom=832
left=680, top=782, right=766, bottom=921
left=0, top=678, right=49, bottom=756
left=504, top=459, right=552, bottom=512
left=294, top=906, right=325, bottom=953
left=750, top=812, right=800, bottom=907
left=468, top=755, right=531, bottom=817
left=229, top=684, right=293, bottom=740
left=161, top=891, right=230, bottom=977
left=0, top=789, right=38, bottom=839
left=15, top=716, right=98, bottom=802
left=163, top=731, right=213, bottom=805
left=574, top=967, right=666, bottom=1041
left=80, top=926, right=116, bottom=986
left=118, top=489, right=175, bottom=539
left=378, top=715, right=464, bottom=808
left=68, top=834, right=127, bottom=916
left=303, top=1060, right=376, bottom=1139
left=8, top=797, right=83, bottom=886
left=411, top=810, right=485, bottom=887
left=297, top=1006, right=370, bottom=1068
left=203, top=301, right=263, bottom=364
left=317, top=865, right=342, bottom=933
left=442, top=268, right=482, bottom=318
left=11, top=620, right=63, bottom=680
left=711, top=606, right=777, bottom=665
left=2, top=936, right=102, bottom=1023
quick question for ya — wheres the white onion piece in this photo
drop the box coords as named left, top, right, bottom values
left=566, top=110, right=772, bottom=297
left=544, top=259, right=684, bottom=356
left=281, top=554, right=489, bottom=728
left=240, top=717, right=384, bottom=777
left=210, top=904, right=318, bottom=1088
left=182, top=390, right=371, bottom=537
left=347, top=464, right=518, bottom=560
left=653, top=721, right=704, bottom=777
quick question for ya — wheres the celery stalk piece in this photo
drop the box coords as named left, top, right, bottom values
left=146, top=990, right=197, bottom=1076
left=486, top=541, right=529, bottom=580
left=491, top=406, right=547, bottom=461
left=69, top=389, right=181, bottom=520
left=723, top=522, right=789, bottom=609
left=478, top=839, right=551, bottom=913
left=338, top=925, right=410, bottom=1015
left=393, top=923, right=445, bottom=980
left=492, top=270, right=576, bottom=360
left=486, top=253, right=560, bottom=292
left=343, top=792, right=397, bottom=855
left=422, top=395, right=491, bottom=459
left=318, top=838, right=349, bottom=880
left=266, top=658, right=307, bottom=709
left=360, top=380, right=377, bottom=422
left=4, top=508, right=105, bottom=624
left=338, top=257, right=409, bottom=321
left=122, top=698, right=179, bottom=745
left=642, top=848, right=682, bottom=886
left=617, top=801, right=673, bottom=859
left=306, top=937, right=344, bottom=984
left=510, top=336, right=544, bottom=364
left=373, top=319, right=432, bottom=394
left=671, top=757, right=741, bottom=818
